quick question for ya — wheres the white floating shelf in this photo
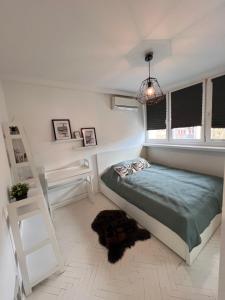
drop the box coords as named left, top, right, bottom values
left=53, top=138, right=83, bottom=144
left=73, top=145, right=98, bottom=150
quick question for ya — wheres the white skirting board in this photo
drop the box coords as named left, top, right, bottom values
left=100, top=181, right=221, bottom=265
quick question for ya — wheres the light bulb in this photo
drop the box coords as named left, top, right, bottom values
left=145, top=86, right=155, bottom=96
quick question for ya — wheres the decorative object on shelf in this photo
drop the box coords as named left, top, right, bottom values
left=9, top=126, right=20, bottom=135
left=81, top=127, right=97, bottom=147
left=12, top=138, right=28, bottom=163
left=10, top=182, right=29, bottom=201
left=52, top=119, right=72, bottom=140
left=73, top=130, right=81, bottom=139
left=136, top=52, right=164, bottom=105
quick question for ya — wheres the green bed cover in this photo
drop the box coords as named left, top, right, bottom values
left=101, top=163, right=223, bottom=251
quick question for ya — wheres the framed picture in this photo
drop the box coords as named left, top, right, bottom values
left=52, top=119, right=72, bottom=140
left=73, top=130, right=81, bottom=139
left=81, top=127, right=97, bottom=147
left=9, top=126, right=20, bottom=135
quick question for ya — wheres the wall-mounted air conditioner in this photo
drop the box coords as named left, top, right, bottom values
left=111, top=95, right=139, bottom=111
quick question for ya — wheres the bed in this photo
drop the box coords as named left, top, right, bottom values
left=97, top=147, right=223, bottom=265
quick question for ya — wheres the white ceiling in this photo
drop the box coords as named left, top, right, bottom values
left=1, top=0, right=225, bottom=93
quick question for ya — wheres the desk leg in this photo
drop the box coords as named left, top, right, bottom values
left=86, top=175, right=94, bottom=202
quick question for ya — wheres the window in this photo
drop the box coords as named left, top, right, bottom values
left=146, top=96, right=167, bottom=140
left=146, top=74, right=225, bottom=147
left=211, top=75, right=225, bottom=140
left=171, top=83, right=203, bottom=140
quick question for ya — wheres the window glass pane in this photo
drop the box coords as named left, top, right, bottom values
left=148, top=129, right=166, bottom=139
left=146, top=97, right=166, bottom=131
left=211, top=128, right=225, bottom=140
left=211, top=75, right=225, bottom=141
left=172, top=126, right=201, bottom=139
left=171, top=83, right=202, bottom=129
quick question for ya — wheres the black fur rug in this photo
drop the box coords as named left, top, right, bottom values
left=91, top=210, right=151, bottom=263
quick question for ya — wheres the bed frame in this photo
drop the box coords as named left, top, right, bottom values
left=97, top=147, right=221, bottom=265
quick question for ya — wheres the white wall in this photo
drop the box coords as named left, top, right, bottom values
left=145, top=146, right=225, bottom=177
left=3, top=81, right=144, bottom=191
left=0, top=81, right=16, bottom=300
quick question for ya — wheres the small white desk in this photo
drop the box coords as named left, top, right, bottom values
left=44, top=159, right=94, bottom=210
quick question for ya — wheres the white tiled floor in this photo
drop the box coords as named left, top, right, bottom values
left=28, top=193, right=220, bottom=300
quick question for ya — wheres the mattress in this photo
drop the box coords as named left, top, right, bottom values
left=101, top=163, right=223, bottom=250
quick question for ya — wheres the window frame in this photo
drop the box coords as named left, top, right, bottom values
left=145, top=75, right=225, bottom=148
left=205, top=74, right=225, bottom=146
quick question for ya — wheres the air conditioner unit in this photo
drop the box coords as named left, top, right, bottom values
left=111, top=96, right=139, bottom=111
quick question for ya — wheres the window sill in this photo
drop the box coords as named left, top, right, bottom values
left=143, top=143, right=225, bottom=152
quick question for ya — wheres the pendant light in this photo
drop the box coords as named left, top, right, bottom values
left=136, top=52, right=164, bottom=105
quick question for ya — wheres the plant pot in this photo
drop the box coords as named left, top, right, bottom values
left=16, top=193, right=28, bottom=201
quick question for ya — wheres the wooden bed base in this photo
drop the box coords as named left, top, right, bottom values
left=97, top=147, right=221, bottom=265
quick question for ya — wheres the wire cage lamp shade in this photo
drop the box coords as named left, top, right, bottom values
left=136, top=52, right=165, bottom=105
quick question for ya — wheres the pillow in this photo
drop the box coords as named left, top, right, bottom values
left=132, top=158, right=151, bottom=172
left=113, top=163, right=135, bottom=177
left=113, top=158, right=150, bottom=177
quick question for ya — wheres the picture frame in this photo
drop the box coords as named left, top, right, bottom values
left=9, top=126, right=20, bottom=135
left=81, top=127, right=97, bottom=147
left=73, top=130, right=81, bottom=139
left=52, top=119, right=72, bottom=140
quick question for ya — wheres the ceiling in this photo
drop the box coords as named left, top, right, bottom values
left=1, top=0, right=225, bottom=93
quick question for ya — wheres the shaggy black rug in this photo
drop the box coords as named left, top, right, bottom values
left=91, top=210, right=151, bottom=263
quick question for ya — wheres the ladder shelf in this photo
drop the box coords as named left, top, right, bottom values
left=4, top=121, right=64, bottom=296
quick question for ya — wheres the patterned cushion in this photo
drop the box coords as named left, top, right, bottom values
left=114, top=163, right=135, bottom=177
left=132, top=158, right=151, bottom=172
left=113, top=158, right=150, bottom=177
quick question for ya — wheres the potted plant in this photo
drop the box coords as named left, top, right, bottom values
left=10, top=183, right=29, bottom=201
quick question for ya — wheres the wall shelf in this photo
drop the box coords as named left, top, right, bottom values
left=52, top=138, right=98, bottom=150
left=53, top=138, right=83, bottom=144
left=73, top=145, right=98, bottom=150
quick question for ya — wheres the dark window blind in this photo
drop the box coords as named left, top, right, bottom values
left=212, top=75, right=225, bottom=128
left=146, top=96, right=166, bottom=130
left=171, top=83, right=202, bottom=129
